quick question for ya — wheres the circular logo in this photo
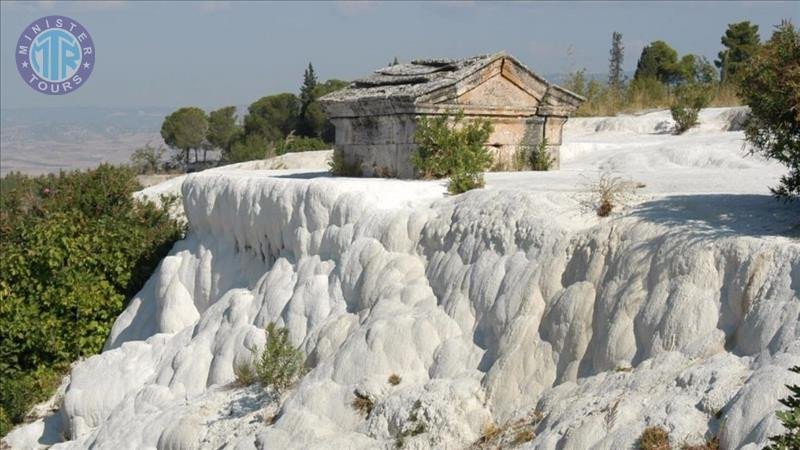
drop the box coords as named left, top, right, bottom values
left=15, top=16, right=95, bottom=95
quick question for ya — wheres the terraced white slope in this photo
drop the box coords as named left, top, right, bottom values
left=5, top=108, right=799, bottom=450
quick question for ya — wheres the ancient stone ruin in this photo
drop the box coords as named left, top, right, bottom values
left=320, top=52, right=585, bottom=178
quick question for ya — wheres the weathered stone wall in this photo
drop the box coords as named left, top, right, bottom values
left=331, top=114, right=418, bottom=178
left=332, top=113, right=565, bottom=177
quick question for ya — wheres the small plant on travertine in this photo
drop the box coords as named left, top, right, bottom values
left=519, top=138, right=554, bottom=171
left=255, top=323, right=305, bottom=394
left=584, top=171, right=642, bottom=217
left=512, top=429, right=535, bottom=445
left=481, top=422, right=502, bottom=442
left=388, top=374, right=402, bottom=386
left=351, top=390, right=374, bottom=417
left=233, top=358, right=257, bottom=386
left=681, top=437, right=719, bottom=450
left=766, top=365, right=800, bottom=449
left=639, top=426, right=671, bottom=450
left=412, top=110, right=493, bottom=194
left=328, top=150, right=362, bottom=176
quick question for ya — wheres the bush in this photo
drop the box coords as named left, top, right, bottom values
left=639, top=426, right=670, bottom=450
left=737, top=21, right=800, bottom=200
left=411, top=111, right=493, bottom=194
left=0, top=165, right=184, bottom=432
left=516, top=138, right=554, bottom=171
left=766, top=365, right=800, bottom=449
left=227, top=134, right=273, bottom=163
left=255, top=323, right=305, bottom=394
left=585, top=171, right=642, bottom=217
left=351, top=390, right=374, bottom=417
left=328, top=150, right=362, bottom=176
left=388, top=374, right=401, bottom=386
left=129, top=144, right=167, bottom=175
left=276, top=136, right=329, bottom=155
left=671, top=84, right=711, bottom=134
left=233, top=358, right=257, bottom=386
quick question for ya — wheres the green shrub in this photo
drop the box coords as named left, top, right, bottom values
left=255, top=323, right=305, bottom=394
left=411, top=111, right=493, bottom=194
left=670, top=84, right=711, bottom=134
left=227, top=134, right=273, bottom=163
left=516, top=138, right=554, bottom=171
left=233, top=358, right=257, bottom=386
left=766, top=365, right=800, bottom=449
left=639, top=426, right=670, bottom=450
left=737, top=21, right=800, bottom=200
left=276, top=136, right=329, bottom=155
left=328, top=150, right=362, bottom=176
left=0, top=165, right=184, bottom=432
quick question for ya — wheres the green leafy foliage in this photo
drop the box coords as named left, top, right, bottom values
left=670, top=84, right=712, bottom=134
left=766, top=366, right=800, bottom=449
left=227, top=134, right=273, bottom=163
left=411, top=112, right=493, bottom=194
left=516, top=138, right=554, bottom=171
left=634, top=41, right=679, bottom=84
left=244, top=93, right=301, bottom=143
left=207, top=106, right=241, bottom=155
left=0, top=165, right=184, bottom=433
left=160, top=107, right=209, bottom=166
left=255, top=323, right=305, bottom=394
left=328, top=150, right=362, bottom=176
left=737, top=21, right=800, bottom=200
left=276, top=136, right=330, bottom=155
left=716, top=21, right=761, bottom=83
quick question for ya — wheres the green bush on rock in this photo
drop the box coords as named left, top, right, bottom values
left=0, top=164, right=184, bottom=435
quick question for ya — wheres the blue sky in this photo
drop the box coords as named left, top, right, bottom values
left=1, top=1, right=797, bottom=109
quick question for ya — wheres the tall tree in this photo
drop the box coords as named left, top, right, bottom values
left=737, top=21, right=800, bottom=200
left=160, top=107, right=208, bottom=166
left=608, top=32, right=625, bottom=92
left=634, top=40, right=678, bottom=84
left=298, top=63, right=320, bottom=137
left=207, top=106, right=240, bottom=160
left=244, top=93, right=299, bottom=142
left=716, top=21, right=761, bottom=83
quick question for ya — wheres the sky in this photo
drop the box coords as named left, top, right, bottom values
left=1, top=0, right=797, bottom=110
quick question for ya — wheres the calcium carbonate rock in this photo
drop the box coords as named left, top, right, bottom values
left=4, top=108, right=799, bottom=450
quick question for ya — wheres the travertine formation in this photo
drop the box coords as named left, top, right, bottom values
left=320, top=52, right=584, bottom=178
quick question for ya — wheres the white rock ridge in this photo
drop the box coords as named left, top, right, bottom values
left=5, top=107, right=799, bottom=450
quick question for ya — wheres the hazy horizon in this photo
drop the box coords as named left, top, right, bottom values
left=1, top=1, right=797, bottom=110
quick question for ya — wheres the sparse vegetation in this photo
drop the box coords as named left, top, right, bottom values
left=412, top=111, right=494, bottom=194
left=528, top=139, right=555, bottom=171
left=681, top=437, right=719, bottom=450
left=130, top=144, right=167, bottom=175
left=388, top=374, right=402, bottom=386
left=512, top=429, right=535, bottom=445
left=639, top=426, right=671, bottom=450
left=255, top=323, right=305, bottom=394
left=766, top=365, right=800, bottom=449
left=470, top=410, right=543, bottom=449
left=0, top=165, right=184, bottom=435
left=328, top=150, right=362, bottom=176
left=351, top=390, right=374, bottom=417
left=585, top=171, right=642, bottom=217
left=395, top=399, right=428, bottom=448
left=233, top=358, right=257, bottom=386
left=671, top=84, right=712, bottom=134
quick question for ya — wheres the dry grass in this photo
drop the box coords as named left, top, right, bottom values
left=681, top=437, right=720, bottom=450
left=584, top=171, right=643, bottom=217
left=233, top=359, right=256, bottom=386
left=639, top=426, right=671, bottom=450
left=351, top=391, right=374, bottom=417
left=388, top=373, right=402, bottom=386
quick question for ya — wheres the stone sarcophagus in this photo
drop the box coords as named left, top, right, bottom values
left=320, top=52, right=584, bottom=178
